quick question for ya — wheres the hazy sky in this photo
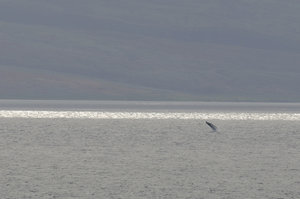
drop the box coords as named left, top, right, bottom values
left=1, top=0, right=300, bottom=101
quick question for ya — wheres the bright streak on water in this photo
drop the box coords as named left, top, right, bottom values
left=1, top=110, right=300, bottom=120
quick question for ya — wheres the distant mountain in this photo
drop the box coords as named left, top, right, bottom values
left=1, top=0, right=300, bottom=101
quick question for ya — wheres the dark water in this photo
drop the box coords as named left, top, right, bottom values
left=1, top=100, right=300, bottom=112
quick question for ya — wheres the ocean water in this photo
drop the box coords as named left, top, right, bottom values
left=0, top=101, right=299, bottom=199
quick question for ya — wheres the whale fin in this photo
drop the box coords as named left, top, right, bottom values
left=206, top=121, right=217, bottom=131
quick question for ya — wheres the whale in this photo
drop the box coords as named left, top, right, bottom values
left=206, top=121, right=217, bottom=131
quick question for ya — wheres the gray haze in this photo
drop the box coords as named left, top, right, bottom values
left=1, top=0, right=300, bottom=101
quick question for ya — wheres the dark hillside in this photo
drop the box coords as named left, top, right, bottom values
left=1, top=0, right=300, bottom=101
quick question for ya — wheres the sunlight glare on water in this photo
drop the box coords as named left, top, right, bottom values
left=1, top=110, right=300, bottom=120
left=1, top=101, right=300, bottom=199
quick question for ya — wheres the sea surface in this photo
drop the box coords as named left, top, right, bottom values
left=0, top=100, right=299, bottom=199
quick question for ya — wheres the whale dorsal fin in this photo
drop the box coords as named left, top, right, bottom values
left=206, top=121, right=217, bottom=131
